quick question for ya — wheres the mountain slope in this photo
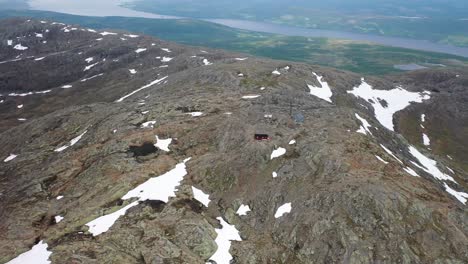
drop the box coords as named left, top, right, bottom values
left=0, top=18, right=467, bottom=264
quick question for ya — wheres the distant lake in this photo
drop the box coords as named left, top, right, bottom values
left=206, top=19, right=468, bottom=58
left=27, top=0, right=468, bottom=58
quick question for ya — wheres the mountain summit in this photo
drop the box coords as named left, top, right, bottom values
left=1, top=18, right=467, bottom=264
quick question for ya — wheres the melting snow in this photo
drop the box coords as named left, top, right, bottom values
left=116, top=76, right=168, bottom=102
left=307, top=72, right=333, bottom=103
left=84, top=62, right=98, bottom=71
left=202, top=59, right=212, bottom=65
left=122, top=158, right=191, bottom=203
left=86, top=201, right=139, bottom=236
left=375, top=155, right=388, bottom=164
left=444, top=183, right=468, bottom=204
left=35, top=57, right=45, bottom=61
left=272, top=172, right=278, bottom=178
left=5, top=240, right=52, bottom=264
left=7, top=40, right=12, bottom=46
left=54, top=131, right=87, bottom=152
left=100, top=31, right=117, bottom=36
left=161, top=57, right=173, bottom=62
left=56, top=196, right=64, bottom=200
left=408, top=146, right=455, bottom=182
left=347, top=79, right=430, bottom=131
left=422, top=134, right=430, bottom=146
left=155, top=136, right=172, bottom=151
left=289, top=140, right=296, bottom=145
left=13, top=44, right=28, bottom=50
left=191, top=186, right=210, bottom=207
left=272, top=69, right=281, bottom=75
left=236, top=204, right=251, bottom=215
left=188, top=112, right=203, bottom=117
left=8, top=90, right=51, bottom=96
left=208, top=217, right=242, bottom=264
left=61, top=85, right=73, bottom=89
left=404, top=167, right=419, bottom=177
left=271, top=147, right=286, bottom=160
left=4, top=154, right=17, bottom=162
left=85, top=57, right=94, bottom=63
left=135, top=48, right=147, bottom=53
left=355, top=113, right=372, bottom=135
left=235, top=57, right=248, bottom=61
left=124, top=34, right=139, bottom=38
left=55, top=215, right=64, bottom=223
left=380, top=144, right=403, bottom=164
left=141, top=121, right=156, bottom=128
left=17, top=104, right=23, bottom=109
left=129, top=69, right=137, bottom=74
left=274, top=203, right=292, bottom=218
left=242, top=95, right=260, bottom=99
left=161, top=48, right=171, bottom=52
left=421, top=114, right=426, bottom=123
left=35, top=33, right=43, bottom=38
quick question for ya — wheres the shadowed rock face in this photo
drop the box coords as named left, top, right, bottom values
left=0, top=18, right=467, bottom=264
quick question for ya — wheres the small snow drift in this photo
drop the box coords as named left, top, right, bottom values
left=5, top=240, right=52, bottom=264
left=208, top=217, right=242, bottom=264
left=202, top=58, right=212, bottom=65
left=242, top=95, right=260, bottom=99
left=155, top=136, right=172, bottom=152
left=191, top=186, right=210, bottom=207
left=275, top=203, right=292, bottom=218
left=347, top=78, right=430, bottom=131
left=236, top=204, right=251, bottom=215
left=86, top=201, right=139, bottom=236
left=4, top=154, right=17, bottom=162
left=272, top=69, right=281, bottom=75
left=408, top=145, right=455, bottom=182
left=54, top=131, right=87, bottom=152
left=116, top=76, right=168, bottom=102
left=355, top=113, right=373, bottom=135
left=122, top=158, right=191, bottom=203
left=13, top=44, right=28, bottom=50
left=271, top=147, right=286, bottom=160
left=86, top=158, right=191, bottom=236
left=307, top=72, right=333, bottom=103
left=444, top=183, right=468, bottom=204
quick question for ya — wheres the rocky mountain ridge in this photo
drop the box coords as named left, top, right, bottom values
left=0, top=18, right=467, bottom=264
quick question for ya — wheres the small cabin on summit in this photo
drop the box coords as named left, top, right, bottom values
left=254, top=134, right=270, bottom=140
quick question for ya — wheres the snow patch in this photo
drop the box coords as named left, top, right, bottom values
left=422, top=133, right=430, bottom=146
left=86, top=201, right=139, bottom=236
left=192, top=186, right=210, bottom=207
left=355, top=113, right=372, bottom=135
left=375, top=155, right=388, bottom=164
left=235, top=57, right=248, bottom=61
left=188, top=112, right=203, bottom=117
left=85, top=57, right=94, bottom=63
left=116, top=76, right=168, bottom=102
left=242, top=95, right=260, bottom=99
left=135, top=48, right=147, bottom=53
left=4, top=154, right=17, bottom=162
left=444, top=183, right=468, bottom=204
left=61, top=85, right=73, bottom=89
left=121, top=158, right=191, bottom=203
left=380, top=144, right=403, bottom=164
left=289, top=140, right=296, bottom=145
left=307, top=72, right=333, bottom=103
left=161, top=48, right=171, bottom=52
left=55, top=215, right=64, bottom=223
left=347, top=79, right=430, bottom=131
left=155, top=136, right=172, bottom=151
left=202, top=58, right=212, bottom=65
left=408, top=146, right=455, bottom=182
left=84, top=62, right=98, bottom=71
left=272, top=171, right=278, bottom=178
left=271, top=147, right=286, bottom=160
left=275, top=203, right=292, bottom=218
left=208, top=217, right=242, bottom=264
left=14, top=44, right=28, bottom=50
left=5, top=240, right=52, bottom=264
left=54, top=131, right=87, bottom=152
left=129, top=69, right=137, bottom=74
left=404, top=167, right=419, bottom=177
left=141, top=121, right=156, bottom=128
left=161, top=57, right=173, bottom=62
left=100, top=31, right=117, bottom=36
left=236, top=204, right=251, bottom=215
